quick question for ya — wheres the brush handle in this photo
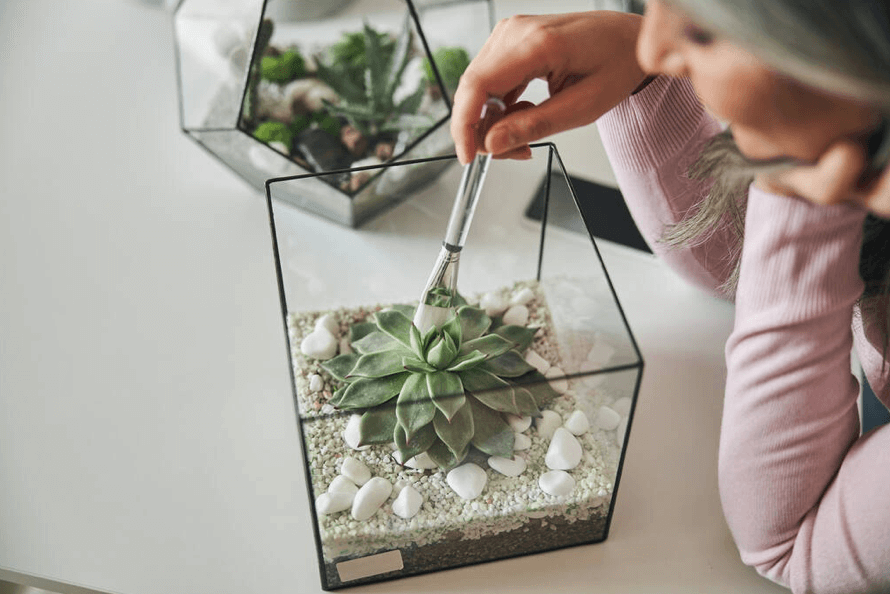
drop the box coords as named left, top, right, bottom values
left=442, top=97, right=506, bottom=251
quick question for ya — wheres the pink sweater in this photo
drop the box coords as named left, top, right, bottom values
left=597, top=75, right=890, bottom=593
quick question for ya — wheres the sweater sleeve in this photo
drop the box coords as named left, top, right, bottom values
left=721, top=186, right=890, bottom=593
left=595, top=75, right=734, bottom=297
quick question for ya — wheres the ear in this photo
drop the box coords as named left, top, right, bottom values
left=755, top=139, right=866, bottom=206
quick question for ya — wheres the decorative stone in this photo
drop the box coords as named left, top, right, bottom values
left=343, top=415, right=369, bottom=451
left=513, top=432, right=531, bottom=451
left=316, top=491, right=353, bottom=515
left=535, top=410, right=562, bottom=440
left=315, top=313, right=339, bottom=337
left=300, top=328, right=337, bottom=360
left=488, top=455, right=527, bottom=477
left=404, top=451, right=438, bottom=470
left=480, top=292, right=508, bottom=317
left=511, top=287, right=535, bottom=305
left=502, top=304, right=529, bottom=326
left=506, top=414, right=532, bottom=433
left=351, top=477, right=393, bottom=521
left=524, top=350, right=551, bottom=374
left=545, top=427, right=583, bottom=470
left=268, top=140, right=289, bottom=155
left=595, top=406, right=622, bottom=431
left=392, top=485, right=423, bottom=519
left=308, top=373, right=323, bottom=392
left=616, top=416, right=629, bottom=447
left=391, top=479, right=411, bottom=498
left=341, top=456, right=371, bottom=486
left=296, top=127, right=353, bottom=172
left=612, top=396, right=632, bottom=417
left=328, top=475, right=358, bottom=497
left=539, top=470, right=575, bottom=497
left=446, top=463, right=487, bottom=500
left=545, top=366, right=569, bottom=394
left=564, top=410, right=590, bottom=436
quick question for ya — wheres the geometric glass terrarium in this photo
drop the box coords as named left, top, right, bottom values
left=266, top=144, right=643, bottom=589
left=173, top=0, right=493, bottom=227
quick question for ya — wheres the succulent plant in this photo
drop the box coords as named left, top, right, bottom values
left=320, top=302, right=559, bottom=470
left=314, top=21, right=429, bottom=138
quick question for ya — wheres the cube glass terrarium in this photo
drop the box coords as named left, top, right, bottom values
left=267, top=144, right=644, bottom=589
left=173, top=0, right=492, bottom=226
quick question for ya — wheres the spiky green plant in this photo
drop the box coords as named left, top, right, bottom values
left=320, top=303, right=559, bottom=470
left=314, top=21, right=429, bottom=138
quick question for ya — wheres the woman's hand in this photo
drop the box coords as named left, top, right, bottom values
left=755, top=135, right=890, bottom=218
left=450, top=11, right=647, bottom=164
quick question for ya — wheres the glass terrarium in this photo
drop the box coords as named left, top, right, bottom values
left=268, top=144, right=644, bottom=589
left=173, top=0, right=492, bottom=227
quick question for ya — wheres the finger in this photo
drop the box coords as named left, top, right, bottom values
left=772, top=140, right=866, bottom=205
left=856, top=156, right=890, bottom=218
left=492, top=145, right=533, bottom=160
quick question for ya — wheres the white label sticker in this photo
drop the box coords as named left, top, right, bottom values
left=336, top=549, right=404, bottom=582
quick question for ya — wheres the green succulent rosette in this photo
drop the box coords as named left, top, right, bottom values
left=320, top=303, right=559, bottom=470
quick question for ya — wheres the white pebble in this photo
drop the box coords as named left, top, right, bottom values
left=539, top=470, right=575, bottom=497
left=351, top=477, right=392, bottom=521
left=545, top=427, right=583, bottom=470
left=343, top=415, right=369, bottom=451
left=511, top=287, right=535, bottom=305
left=328, top=475, right=358, bottom=497
left=446, top=463, right=488, bottom=500
left=404, top=451, right=438, bottom=470
left=268, top=140, right=289, bottom=155
left=300, top=328, right=338, bottom=360
left=391, top=479, right=411, bottom=498
left=316, top=491, right=353, bottom=515
left=524, top=350, right=551, bottom=374
left=586, top=341, right=616, bottom=368
left=339, top=336, right=353, bottom=355
left=564, top=410, right=590, bottom=436
left=535, top=410, right=562, bottom=440
left=315, top=313, right=339, bottom=337
left=341, top=456, right=371, bottom=486
left=513, top=432, right=531, bottom=451
left=545, top=366, right=569, bottom=394
left=392, top=485, right=423, bottom=519
left=612, top=397, right=632, bottom=417
left=488, top=455, right=527, bottom=477
left=595, top=406, right=622, bottom=431
left=502, top=305, right=529, bottom=326
left=506, top=414, right=532, bottom=432
left=308, top=374, right=324, bottom=392
left=480, top=292, right=508, bottom=317
left=616, top=416, right=629, bottom=447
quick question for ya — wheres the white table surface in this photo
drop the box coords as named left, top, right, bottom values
left=0, top=1, right=786, bottom=593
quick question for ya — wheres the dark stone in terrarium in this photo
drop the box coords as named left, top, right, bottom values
left=297, top=128, right=354, bottom=173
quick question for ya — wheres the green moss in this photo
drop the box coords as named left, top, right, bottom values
left=252, top=121, right=293, bottom=148
left=423, top=47, right=471, bottom=92
left=261, top=50, right=306, bottom=83
left=312, top=111, right=342, bottom=137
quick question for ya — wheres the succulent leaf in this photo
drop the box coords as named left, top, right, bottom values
left=427, top=370, right=465, bottom=420
left=468, top=395, right=514, bottom=457
left=385, top=17, right=413, bottom=100
left=459, top=368, right=539, bottom=416
left=389, top=304, right=416, bottom=318
left=351, top=330, right=399, bottom=354
left=446, top=349, right=487, bottom=372
left=358, top=406, right=398, bottom=446
left=347, top=350, right=408, bottom=378
left=409, top=323, right=424, bottom=358
left=433, top=404, right=474, bottom=458
left=426, top=438, right=468, bottom=470
left=493, top=324, right=537, bottom=352
left=458, top=305, right=491, bottom=341
left=349, top=321, right=378, bottom=343
left=394, top=422, right=437, bottom=463
left=421, top=325, right=438, bottom=351
left=481, top=350, right=537, bottom=377
left=374, top=309, right=415, bottom=349
left=335, top=373, right=409, bottom=409
left=426, top=333, right=458, bottom=369
left=441, top=313, right=463, bottom=348
left=363, top=22, right=387, bottom=111
left=403, top=356, right=436, bottom=374
left=320, top=352, right=360, bottom=382
left=520, top=371, right=561, bottom=408
left=396, top=374, right=436, bottom=440
left=459, top=333, right=515, bottom=360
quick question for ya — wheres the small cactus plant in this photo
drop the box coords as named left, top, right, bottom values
left=320, top=302, right=559, bottom=470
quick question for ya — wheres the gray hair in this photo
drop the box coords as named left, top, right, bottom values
left=660, top=0, right=890, bottom=294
